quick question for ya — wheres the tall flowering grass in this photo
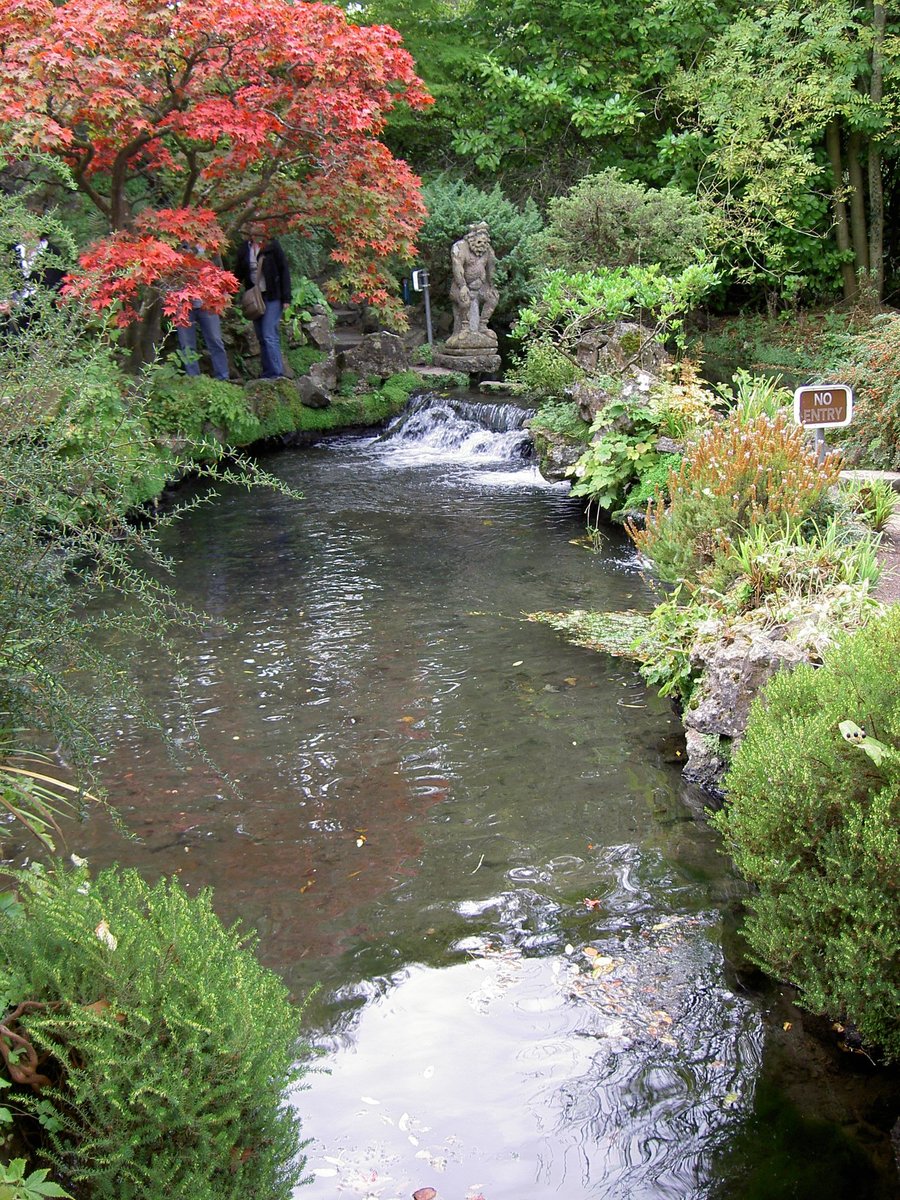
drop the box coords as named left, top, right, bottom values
left=628, top=412, right=843, bottom=584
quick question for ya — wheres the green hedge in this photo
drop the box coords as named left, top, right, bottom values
left=716, top=607, right=900, bottom=1059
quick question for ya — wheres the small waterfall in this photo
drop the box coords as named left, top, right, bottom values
left=378, top=392, right=535, bottom=465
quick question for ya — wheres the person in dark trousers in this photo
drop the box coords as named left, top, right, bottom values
left=176, top=244, right=231, bottom=381
left=235, top=228, right=292, bottom=379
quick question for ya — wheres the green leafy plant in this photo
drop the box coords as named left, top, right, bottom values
left=513, top=260, right=719, bottom=366
left=528, top=399, right=591, bottom=442
left=0, top=864, right=311, bottom=1200
left=840, top=477, right=897, bottom=532
left=509, top=338, right=583, bottom=398
left=0, top=1159, right=70, bottom=1200
left=714, top=368, right=793, bottom=421
left=715, top=606, right=900, bottom=1060
left=567, top=398, right=661, bottom=514
left=635, top=588, right=714, bottom=707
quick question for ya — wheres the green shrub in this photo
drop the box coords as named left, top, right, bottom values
left=418, top=177, right=543, bottom=319
left=1, top=864, right=310, bottom=1199
left=818, top=313, right=900, bottom=469
left=715, top=607, right=900, bottom=1059
left=508, top=339, right=582, bottom=398
left=619, top=452, right=682, bottom=514
left=145, top=367, right=260, bottom=446
left=531, top=169, right=709, bottom=276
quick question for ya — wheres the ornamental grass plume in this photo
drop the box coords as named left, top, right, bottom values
left=628, top=411, right=843, bottom=585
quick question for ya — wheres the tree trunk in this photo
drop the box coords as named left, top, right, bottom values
left=846, top=129, right=870, bottom=279
left=125, top=296, right=163, bottom=373
left=825, top=121, right=858, bottom=301
left=868, top=0, right=886, bottom=300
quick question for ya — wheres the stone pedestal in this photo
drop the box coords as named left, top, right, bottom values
left=434, top=329, right=501, bottom=375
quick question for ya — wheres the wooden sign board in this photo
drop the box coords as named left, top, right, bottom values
left=793, top=384, right=854, bottom=428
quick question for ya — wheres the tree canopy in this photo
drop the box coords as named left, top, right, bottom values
left=0, top=0, right=432, bottom=328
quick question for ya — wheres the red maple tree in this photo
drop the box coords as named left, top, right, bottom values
left=0, top=0, right=431, bottom=340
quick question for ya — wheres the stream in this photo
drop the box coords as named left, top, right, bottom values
left=34, top=393, right=899, bottom=1198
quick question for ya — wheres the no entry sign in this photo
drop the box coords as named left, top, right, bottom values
left=793, top=384, right=854, bottom=428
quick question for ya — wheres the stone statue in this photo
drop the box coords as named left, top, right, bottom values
left=449, top=222, right=498, bottom=339
left=434, top=221, right=502, bottom=374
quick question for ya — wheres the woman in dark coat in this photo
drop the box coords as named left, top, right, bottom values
left=235, top=230, right=292, bottom=379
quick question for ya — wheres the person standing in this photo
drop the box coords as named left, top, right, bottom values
left=177, top=299, right=230, bottom=381
left=235, top=228, right=292, bottom=380
left=175, top=244, right=230, bottom=381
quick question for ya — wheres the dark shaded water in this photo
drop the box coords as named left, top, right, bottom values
left=38, top=396, right=897, bottom=1198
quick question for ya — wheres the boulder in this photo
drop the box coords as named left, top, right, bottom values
left=297, top=376, right=330, bottom=409
left=527, top=425, right=584, bottom=482
left=341, top=331, right=409, bottom=379
left=682, top=628, right=807, bottom=790
left=308, top=354, right=340, bottom=393
left=575, top=319, right=670, bottom=377
left=304, top=306, right=334, bottom=352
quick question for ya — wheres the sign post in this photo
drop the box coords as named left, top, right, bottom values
left=411, top=268, right=433, bottom=349
left=793, top=383, right=854, bottom=463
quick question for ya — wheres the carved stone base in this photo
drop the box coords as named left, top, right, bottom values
left=433, top=351, right=502, bottom=374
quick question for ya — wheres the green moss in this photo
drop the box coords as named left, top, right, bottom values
left=284, top=344, right=326, bottom=377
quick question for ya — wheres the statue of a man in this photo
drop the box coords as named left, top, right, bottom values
left=449, top=222, right=498, bottom=340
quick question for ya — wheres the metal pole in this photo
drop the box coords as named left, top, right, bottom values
left=815, top=427, right=826, bottom=464
left=422, top=277, right=433, bottom=348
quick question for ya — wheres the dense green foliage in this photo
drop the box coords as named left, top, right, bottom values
left=716, top=608, right=900, bottom=1059
left=1, top=864, right=309, bottom=1198
left=514, top=261, right=719, bottom=357
left=532, top=169, right=709, bottom=276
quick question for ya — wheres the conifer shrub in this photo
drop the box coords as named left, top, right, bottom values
left=0, top=864, right=310, bottom=1199
left=531, top=169, right=709, bottom=276
left=630, top=412, right=843, bottom=584
left=715, top=607, right=900, bottom=1060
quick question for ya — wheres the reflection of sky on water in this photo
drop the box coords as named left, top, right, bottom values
left=294, top=854, right=762, bottom=1199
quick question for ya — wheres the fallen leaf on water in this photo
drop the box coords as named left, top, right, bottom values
left=413, top=1189, right=437, bottom=1200
left=583, top=898, right=603, bottom=910
left=400, top=715, right=416, bottom=724
left=299, top=880, right=314, bottom=893
left=723, top=1092, right=741, bottom=1108
left=583, top=946, right=600, bottom=958
left=512, top=660, right=523, bottom=667
left=783, top=1021, right=793, bottom=1031
left=356, top=835, right=367, bottom=847
left=346, top=870, right=362, bottom=880
left=564, top=677, right=578, bottom=686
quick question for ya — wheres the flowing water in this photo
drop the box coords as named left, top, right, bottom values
left=35, top=394, right=897, bottom=1198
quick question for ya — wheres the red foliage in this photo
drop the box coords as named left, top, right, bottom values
left=0, top=0, right=432, bottom=321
